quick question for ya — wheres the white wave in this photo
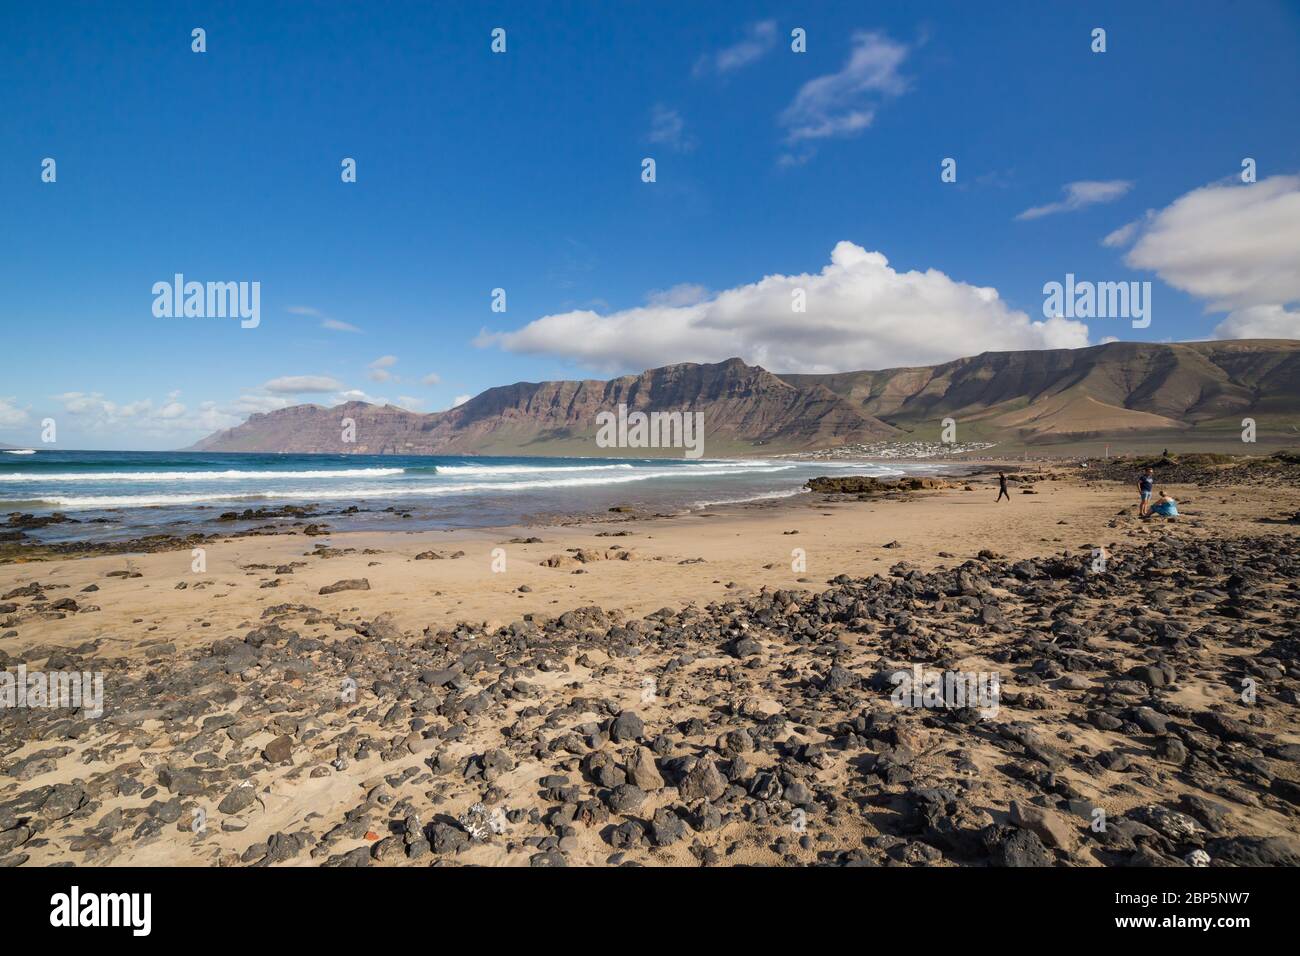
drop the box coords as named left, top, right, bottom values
left=10, top=464, right=807, bottom=509
left=0, top=461, right=804, bottom=485
left=0, top=468, right=408, bottom=482
left=693, top=488, right=810, bottom=508
left=689, top=459, right=781, bottom=468
left=801, top=461, right=902, bottom=471
left=813, top=464, right=905, bottom=475
left=434, top=463, right=636, bottom=476
left=437, top=459, right=792, bottom=475
left=3, top=449, right=36, bottom=455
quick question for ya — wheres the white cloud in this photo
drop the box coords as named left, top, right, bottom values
left=479, top=240, right=1090, bottom=374
left=1102, top=174, right=1300, bottom=340
left=778, top=31, right=909, bottom=158
left=0, top=397, right=30, bottom=428
left=55, top=392, right=151, bottom=419
left=321, top=318, right=362, bottom=333
left=228, top=393, right=295, bottom=415
left=368, top=355, right=398, bottom=382
left=190, top=401, right=240, bottom=431
left=396, top=396, right=425, bottom=409
left=337, top=389, right=389, bottom=405
left=420, top=372, right=442, bottom=386
left=262, top=375, right=346, bottom=394
left=450, top=394, right=471, bottom=408
left=646, top=283, right=710, bottom=307
left=1119, top=175, right=1300, bottom=311
left=1210, top=305, right=1300, bottom=340
left=289, top=305, right=361, bottom=333
left=1101, top=216, right=1147, bottom=248
left=50, top=391, right=241, bottom=437
left=648, top=105, right=694, bottom=153
left=694, top=20, right=777, bottom=76
left=1017, top=180, right=1133, bottom=221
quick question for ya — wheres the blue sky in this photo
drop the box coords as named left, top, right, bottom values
left=2, top=0, right=1298, bottom=449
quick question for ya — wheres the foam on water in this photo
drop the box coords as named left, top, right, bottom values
left=0, top=468, right=408, bottom=482
left=0, top=450, right=950, bottom=539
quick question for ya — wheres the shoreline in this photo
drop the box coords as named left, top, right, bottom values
left=6, top=449, right=1293, bottom=565
left=0, top=458, right=1022, bottom=565
left=0, top=455, right=998, bottom=561
left=2, top=467, right=1298, bottom=868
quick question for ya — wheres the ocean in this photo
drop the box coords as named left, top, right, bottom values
left=0, top=449, right=945, bottom=543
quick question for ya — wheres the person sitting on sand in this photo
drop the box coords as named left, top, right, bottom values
left=1148, top=492, right=1179, bottom=518
left=996, top=471, right=1010, bottom=502
left=1138, top=467, right=1154, bottom=516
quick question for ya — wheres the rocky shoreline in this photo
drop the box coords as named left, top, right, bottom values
left=0, top=504, right=418, bottom=565
left=1083, top=450, right=1300, bottom=488
left=2, top=527, right=1297, bottom=867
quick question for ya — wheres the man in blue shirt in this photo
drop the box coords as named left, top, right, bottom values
left=1138, top=467, right=1155, bottom=516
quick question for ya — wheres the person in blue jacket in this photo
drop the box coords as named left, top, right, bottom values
left=1148, top=492, right=1179, bottom=518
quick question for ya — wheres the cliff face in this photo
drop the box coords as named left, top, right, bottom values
left=191, top=402, right=443, bottom=455
left=783, top=339, right=1300, bottom=441
left=190, top=341, right=1300, bottom=455
left=190, top=359, right=897, bottom=455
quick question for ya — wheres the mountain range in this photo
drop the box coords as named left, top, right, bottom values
left=190, top=339, right=1300, bottom=456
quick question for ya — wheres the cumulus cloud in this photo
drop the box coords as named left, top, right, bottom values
left=56, top=392, right=151, bottom=419
left=450, top=394, right=471, bottom=409
left=262, top=375, right=346, bottom=394
left=1117, top=175, right=1300, bottom=310
left=778, top=31, right=909, bottom=160
left=28, top=374, right=412, bottom=446
left=52, top=391, right=239, bottom=437
left=1104, top=174, right=1300, bottom=340
left=478, top=241, right=1090, bottom=374
left=1017, top=180, right=1133, bottom=221
left=1208, top=305, right=1300, bottom=340
left=420, top=372, right=442, bottom=386
left=694, top=20, right=777, bottom=76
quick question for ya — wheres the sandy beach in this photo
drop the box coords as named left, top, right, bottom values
left=5, top=466, right=1293, bottom=645
left=3, top=463, right=1299, bottom=867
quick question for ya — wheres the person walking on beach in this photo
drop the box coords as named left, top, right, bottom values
left=996, top=471, right=1010, bottom=502
left=1138, top=467, right=1155, bottom=516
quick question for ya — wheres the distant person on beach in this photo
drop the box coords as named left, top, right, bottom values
left=1148, top=492, right=1179, bottom=518
left=996, top=472, right=1010, bottom=502
left=1138, top=467, right=1155, bottom=515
